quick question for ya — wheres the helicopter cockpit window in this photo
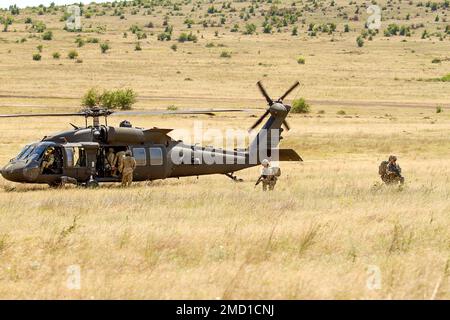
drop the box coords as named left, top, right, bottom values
left=16, top=144, right=35, bottom=160
left=149, top=148, right=163, bottom=165
left=133, top=148, right=146, bottom=166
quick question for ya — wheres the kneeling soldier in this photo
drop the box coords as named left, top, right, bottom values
left=379, top=155, right=405, bottom=185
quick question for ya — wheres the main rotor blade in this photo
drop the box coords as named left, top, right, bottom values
left=278, top=81, right=300, bottom=102
left=249, top=109, right=270, bottom=132
left=111, top=109, right=250, bottom=116
left=0, top=112, right=83, bottom=118
left=257, top=81, right=273, bottom=106
left=282, top=120, right=291, bottom=131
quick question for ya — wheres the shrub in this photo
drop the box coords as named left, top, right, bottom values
left=384, top=23, right=399, bottom=36
left=344, top=24, right=350, bottom=32
left=170, top=44, right=177, bottom=51
left=84, top=88, right=137, bottom=110
left=87, top=37, right=99, bottom=44
left=436, top=106, right=443, bottom=113
left=432, top=58, right=441, bottom=63
left=230, top=24, right=239, bottom=32
left=74, top=37, right=85, bottom=47
left=297, top=57, right=305, bottom=64
left=37, top=45, right=43, bottom=52
left=337, top=110, right=346, bottom=115
left=356, top=36, right=364, bottom=47
left=32, top=53, right=41, bottom=61
left=167, top=105, right=178, bottom=111
left=82, top=88, right=101, bottom=108
left=1, top=16, right=14, bottom=32
left=441, top=74, right=450, bottom=82
left=129, top=24, right=142, bottom=34
left=68, top=50, right=78, bottom=59
left=52, top=52, right=60, bottom=59
left=24, top=17, right=32, bottom=24
left=157, top=32, right=171, bottom=41
left=32, top=20, right=46, bottom=33
left=135, top=42, right=142, bottom=51
left=291, top=98, right=311, bottom=114
left=243, top=23, right=256, bottom=35
left=262, top=23, right=272, bottom=34
left=178, top=32, right=197, bottom=42
left=111, top=89, right=137, bottom=110
left=42, top=31, right=52, bottom=40
left=100, top=43, right=110, bottom=53
left=220, top=51, right=231, bottom=58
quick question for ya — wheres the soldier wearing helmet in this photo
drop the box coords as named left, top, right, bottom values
left=119, top=150, right=136, bottom=187
left=385, top=155, right=404, bottom=185
left=255, top=159, right=280, bottom=191
left=41, top=147, right=55, bottom=174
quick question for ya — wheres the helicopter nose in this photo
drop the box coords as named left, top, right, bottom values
left=0, top=162, right=35, bottom=183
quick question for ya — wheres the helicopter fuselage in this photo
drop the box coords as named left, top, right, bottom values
left=0, top=125, right=257, bottom=186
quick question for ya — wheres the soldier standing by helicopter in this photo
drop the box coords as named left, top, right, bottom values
left=119, top=150, right=136, bottom=187
left=255, top=159, right=280, bottom=191
left=114, top=150, right=126, bottom=176
left=105, top=148, right=116, bottom=176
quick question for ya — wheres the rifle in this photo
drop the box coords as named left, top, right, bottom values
left=254, top=175, right=264, bottom=187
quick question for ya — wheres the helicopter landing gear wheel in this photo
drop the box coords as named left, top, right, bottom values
left=86, top=177, right=100, bottom=189
left=48, top=181, right=63, bottom=188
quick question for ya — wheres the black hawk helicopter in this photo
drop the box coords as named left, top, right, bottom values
left=0, top=82, right=302, bottom=187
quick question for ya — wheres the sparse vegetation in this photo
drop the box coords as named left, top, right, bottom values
left=42, top=31, right=52, bottom=41
left=32, top=53, right=41, bottom=61
left=67, top=50, right=78, bottom=60
left=291, top=98, right=311, bottom=114
left=356, top=36, right=364, bottom=47
left=100, top=43, right=110, bottom=54
left=220, top=51, right=232, bottom=58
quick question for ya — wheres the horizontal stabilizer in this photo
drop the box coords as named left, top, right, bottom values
left=277, top=149, right=303, bottom=161
left=143, top=128, right=173, bottom=134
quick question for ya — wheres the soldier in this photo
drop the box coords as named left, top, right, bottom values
left=114, top=150, right=126, bottom=176
left=41, top=147, right=55, bottom=173
left=119, top=150, right=136, bottom=187
left=385, top=155, right=405, bottom=185
left=105, top=148, right=117, bottom=176
left=255, top=159, right=279, bottom=191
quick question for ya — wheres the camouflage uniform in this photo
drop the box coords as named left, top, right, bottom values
left=114, top=151, right=126, bottom=174
left=119, top=151, right=136, bottom=187
left=106, top=149, right=116, bottom=176
left=41, top=148, right=55, bottom=173
left=386, top=162, right=404, bottom=184
left=381, top=155, right=405, bottom=185
left=259, top=160, right=278, bottom=191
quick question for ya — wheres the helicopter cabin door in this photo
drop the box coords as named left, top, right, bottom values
left=63, top=143, right=99, bottom=181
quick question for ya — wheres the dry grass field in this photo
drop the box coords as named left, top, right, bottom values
left=0, top=0, right=449, bottom=299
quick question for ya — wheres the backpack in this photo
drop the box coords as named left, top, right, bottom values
left=379, top=161, right=388, bottom=176
left=272, top=167, right=281, bottom=177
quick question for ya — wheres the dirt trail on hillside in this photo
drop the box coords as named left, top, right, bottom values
left=0, top=94, right=448, bottom=109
